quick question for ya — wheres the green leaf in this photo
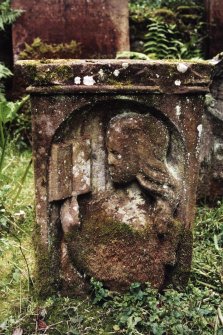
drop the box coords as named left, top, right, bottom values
left=0, top=96, right=29, bottom=124
left=213, top=234, right=220, bottom=251
left=0, top=63, right=12, bottom=80
left=0, top=0, right=23, bottom=31
left=113, top=325, right=120, bottom=331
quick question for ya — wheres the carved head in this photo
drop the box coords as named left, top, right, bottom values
left=106, top=112, right=170, bottom=184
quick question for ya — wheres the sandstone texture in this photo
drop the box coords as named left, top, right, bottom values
left=16, top=59, right=216, bottom=295
left=205, top=0, right=223, bottom=58
left=12, top=0, right=129, bottom=60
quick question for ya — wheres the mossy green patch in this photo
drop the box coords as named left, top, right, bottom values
left=65, top=217, right=145, bottom=254
left=18, top=38, right=81, bottom=60
left=33, top=223, right=61, bottom=297
left=63, top=208, right=185, bottom=292
left=170, top=228, right=193, bottom=289
left=33, top=64, right=73, bottom=85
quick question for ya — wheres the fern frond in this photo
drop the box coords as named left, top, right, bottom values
left=0, top=0, right=23, bottom=31
left=0, top=63, right=12, bottom=79
left=144, top=19, right=183, bottom=59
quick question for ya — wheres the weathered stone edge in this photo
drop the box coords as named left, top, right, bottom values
left=15, top=59, right=215, bottom=94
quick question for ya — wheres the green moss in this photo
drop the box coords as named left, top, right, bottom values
left=33, top=223, right=61, bottom=297
left=106, top=77, right=134, bottom=88
left=64, top=217, right=144, bottom=281
left=171, top=229, right=193, bottom=289
left=23, top=63, right=37, bottom=81
left=65, top=218, right=140, bottom=251
left=32, top=64, right=73, bottom=85
left=63, top=212, right=186, bottom=292
left=18, top=37, right=81, bottom=60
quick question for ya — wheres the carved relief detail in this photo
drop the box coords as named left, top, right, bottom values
left=48, top=105, right=185, bottom=290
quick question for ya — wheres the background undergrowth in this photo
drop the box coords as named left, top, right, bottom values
left=129, top=0, right=207, bottom=59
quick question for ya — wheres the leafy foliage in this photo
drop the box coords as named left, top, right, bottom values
left=144, top=19, right=183, bottom=59
left=0, top=0, right=22, bottom=93
left=18, top=37, right=81, bottom=60
left=0, top=1, right=21, bottom=95
left=90, top=278, right=111, bottom=304
left=0, top=0, right=23, bottom=31
left=129, top=0, right=205, bottom=12
left=0, top=95, right=29, bottom=164
left=0, top=95, right=30, bottom=225
left=0, top=0, right=31, bottom=231
left=103, top=283, right=222, bottom=335
left=0, top=63, right=12, bottom=99
left=0, top=65, right=31, bottom=150
left=116, top=51, right=149, bottom=60
left=0, top=63, right=12, bottom=80
left=0, top=148, right=34, bottom=332
left=0, top=1, right=31, bottom=148
left=129, top=0, right=206, bottom=59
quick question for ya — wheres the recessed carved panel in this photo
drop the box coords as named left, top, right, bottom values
left=49, top=101, right=185, bottom=290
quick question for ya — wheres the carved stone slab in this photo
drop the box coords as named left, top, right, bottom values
left=197, top=56, right=223, bottom=201
left=16, top=59, right=214, bottom=296
left=205, top=0, right=223, bottom=58
left=11, top=0, right=129, bottom=60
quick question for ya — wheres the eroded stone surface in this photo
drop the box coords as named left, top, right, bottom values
left=205, top=0, right=223, bottom=58
left=12, top=0, right=129, bottom=60
left=16, top=60, right=213, bottom=295
left=198, top=56, right=223, bottom=201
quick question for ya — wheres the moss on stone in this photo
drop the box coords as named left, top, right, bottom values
left=62, top=207, right=186, bottom=292
left=33, top=64, right=73, bottom=85
left=64, top=217, right=145, bottom=285
left=65, top=218, right=140, bottom=247
left=106, top=77, right=134, bottom=88
left=33, top=223, right=61, bottom=297
left=171, top=228, right=193, bottom=289
left=18, top=38, right=81, bottom=60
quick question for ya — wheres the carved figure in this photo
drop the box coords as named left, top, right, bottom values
left=49, top=110, right=185, bottom=290
left=106, top=113, right=181, bottom=206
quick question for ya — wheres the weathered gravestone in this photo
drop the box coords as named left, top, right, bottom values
left=198, top=55, right=223, bottom=201
left=16, top=59, right=214, bottom=296
left=205, top=0, right=223, bottom=58
left=203, top=0, right=223, bottom=199
left=11, top=0, right=129, bottom=60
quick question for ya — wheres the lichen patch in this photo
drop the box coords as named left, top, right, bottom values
left=197, top=124, right=203, bottom=138
left=122, top=62, right=129, bottom=69
left=174, top=79, right=181, bottom=86
left=83, top=75, right=95, bottom=86
left=177, top=63, right=188, bottom=73
left=74, top=76, right=81, bottom=85
left=175, top=105, right=181, bottom=116
left=113, top=69, right=120, bottom=77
